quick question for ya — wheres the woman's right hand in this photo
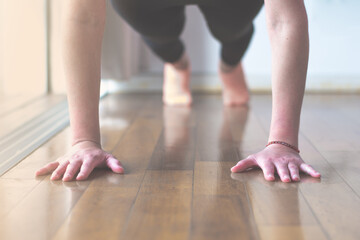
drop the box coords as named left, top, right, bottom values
left=35, top=140, right=124, bottom=181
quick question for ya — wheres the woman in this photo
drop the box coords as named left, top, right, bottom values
left=35, top=0, right=321, bottom=183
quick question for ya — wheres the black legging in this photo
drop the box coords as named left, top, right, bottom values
left=110, top=0, right=263, bottom=66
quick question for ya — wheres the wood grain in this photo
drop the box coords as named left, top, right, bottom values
left=0, top=95, right=65, bottom=138
left=251, top=94, right=360, bottom=240
left=0, top=93, right=359, bottom=240
left=191, top=161, right=259, bottom=240
left=53, top=94, right=164, bottom=240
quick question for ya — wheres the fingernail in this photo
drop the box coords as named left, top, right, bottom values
left=267, top=174, right=275, bottom=180
left=283, top=176, right=290, bottom=182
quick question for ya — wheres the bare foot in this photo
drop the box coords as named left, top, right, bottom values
left=162, top=53, right=192, bottom=106
left=219, top=60, right=250, bottom=106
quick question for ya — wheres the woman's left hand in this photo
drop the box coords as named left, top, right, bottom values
left=231, top=144, right=321, bottom=182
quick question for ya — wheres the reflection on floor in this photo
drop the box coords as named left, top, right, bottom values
left=0, top=94, right=66, bottom=138
left=1, top=93, right=360, bottom=240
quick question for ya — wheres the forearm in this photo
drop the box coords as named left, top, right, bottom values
left=232, top=1, right=320, bottom=182
left=61, top=0, right=106, bottom=145
left=265, top=0, right=309, bottom=147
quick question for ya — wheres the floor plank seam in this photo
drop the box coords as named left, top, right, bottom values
left=104, top=95, right=147, bottom=156
left=298, top=187, right=331, bottom=240
left=118, top=97, right=163, bottom=239
left=0, top=94, right=47, bottom=118
left=50, top=95, right=152, bottom=239
left=301, top=133, right=360, bottom=200
left=118, top=163, right=152, bottom=238
left=3, top=94, right=359, bottom=239
left=147, top=128, right=165, bottom=170
left=0, top=176, right=45, bottom=219
left=187, top=122, right=197, bottom=240
left=243, top=182, right=261, bottom=240
left=229, top=111, right=261, bottom=240
left=187, top=168, right=195, bottom=240
left=50, top=182, right=93, bottom=239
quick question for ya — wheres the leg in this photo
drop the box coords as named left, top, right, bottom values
left=110, top=0, right=192, bottom=106
left=198, top=0, right=263, bottom=106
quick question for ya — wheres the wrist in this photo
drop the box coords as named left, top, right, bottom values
left=269, top=120, right=299, bottom=147
left=71, top=139, right=101, bottom=148
left=71, top=130, right=101, bottom=147
left=268, top=130, right=298, bottom=147
left=266, top=141, right=300, bottom=153
left=69, top=116, right=101, bottom=148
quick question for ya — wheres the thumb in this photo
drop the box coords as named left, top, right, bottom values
left=231, top=157, right=257, bottom=173
left=105, top=155, right=124, bottom=174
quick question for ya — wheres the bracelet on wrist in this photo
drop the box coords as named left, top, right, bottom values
left=72, top=139, right=101, bottom=147
left=266, top=141, right=300, bottom=153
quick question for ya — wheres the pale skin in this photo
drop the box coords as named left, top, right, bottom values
left=35, top=0, right=321, bottom=182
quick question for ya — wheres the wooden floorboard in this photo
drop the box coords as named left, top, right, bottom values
left=191, top=95, right=259, bottom=239
left=320, top=151, right=360, bottom=196
left=251, top=94, right=360, bottom=239
left=54, top=94, right=164, bottom=240
left=192, top=161, right=259, bottom=240
left=227, top=99, right=327, bottom=240
left=0, top=94, right=42, bottom=117
left=0, top=94, right=65, bottom=138
left=0, top=93, right=359, bottom=240
left=121, top=170, right=193, bottom=240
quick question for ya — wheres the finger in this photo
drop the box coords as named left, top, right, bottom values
left=50, top=161, right=69, bottom=180
left=288, top=162, right=300, bottom=181
left=106, top=155, right=124, bottom=174
left=76, top=159, right=96, bottom=181
left=231, top=158, right=257, bottom=173
left=259, top=162, right=275, bottom=181
left=63, top=161, right=82, bottom=181
left=300, top=163, right=321, bottom=178
left=35, top=161, right=59, bottom=176
left=275, top=163, right=291, bottom=182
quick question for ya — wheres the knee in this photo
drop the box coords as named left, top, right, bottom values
left=212, top=22, right=254, bottom=44
left=204, top=1, right=262, bottom=44
left=110, top=0, right=137, bottom=16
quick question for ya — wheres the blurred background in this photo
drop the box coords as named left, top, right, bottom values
left=1, top=0, right=359, bottom=99
left=101, top=0, right=360, bottom=92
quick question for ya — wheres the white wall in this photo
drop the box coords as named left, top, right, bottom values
left=0, top=0, right=46, bottom=96
left=144, top=0, right=360, bottom=91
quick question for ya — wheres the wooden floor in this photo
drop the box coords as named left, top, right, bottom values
left=1, top=93, right=360, bottom=240
left=0, top=94, right=66, bottom=139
